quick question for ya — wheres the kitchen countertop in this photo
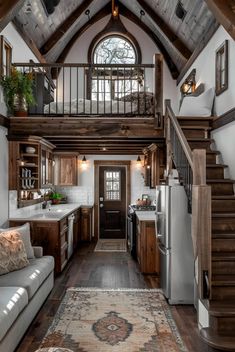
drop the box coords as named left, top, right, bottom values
left=9, top=203, right=93, bottom=222
left=135, top=211, right=156, bottom=222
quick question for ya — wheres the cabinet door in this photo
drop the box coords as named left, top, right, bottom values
left=41, top=147, right=53, bottom=187
left=73, top=209, right=80, bottom=249
left=80, top=208, right=92, bottom=241
left=57, top=155, right=77, bottom=186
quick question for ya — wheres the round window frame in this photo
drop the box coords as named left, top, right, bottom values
left=88, top=33, right=142, bottom=65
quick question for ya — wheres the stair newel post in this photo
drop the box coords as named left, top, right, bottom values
left=153, top=53, right=163, bottom=129
left=164, top=99, right=173, bottom=177
left=192, top=149, right=212, bottom=300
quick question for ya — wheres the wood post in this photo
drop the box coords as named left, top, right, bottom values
left=192, top=149, right=207, bottom=185
left=153, top=54, right=163, bottom=129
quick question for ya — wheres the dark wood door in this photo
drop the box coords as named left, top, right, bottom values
left=99, top=166, right=126, bottom=239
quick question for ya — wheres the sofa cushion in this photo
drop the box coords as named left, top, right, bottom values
left=0, top=223, right=34, bottom=259
left=0, top=286, right=28, bottom=341
left=0, top=231, right=29, bottom=275
left=0, top=256, right=54, bottom=300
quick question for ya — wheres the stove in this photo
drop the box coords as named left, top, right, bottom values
left=129, top=205, right=156, bottom=212
left=127, top=204, right=156, bottom=259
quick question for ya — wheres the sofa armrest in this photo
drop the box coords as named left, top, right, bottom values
left=33, top=246, right=43, bottom=258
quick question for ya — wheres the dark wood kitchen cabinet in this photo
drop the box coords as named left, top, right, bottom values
left=143, top=144, right=166, bottom=188
left=80, top=207, right=93, bottom=242
left=136, top=218, right=159, bottom=274
left=53, top=153, right=78, bottom=186
left=73, top=208, right=81, bottom=249
left=9, top=217, right=69, bottom=275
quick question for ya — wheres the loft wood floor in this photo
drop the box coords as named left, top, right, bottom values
left=16, top=242, right=216, bottom=352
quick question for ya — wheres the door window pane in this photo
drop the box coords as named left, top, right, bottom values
left=104, top=171, right=121, bottom=200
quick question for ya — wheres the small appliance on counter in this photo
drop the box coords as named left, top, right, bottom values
left=127, top=203, right=156, bottom=259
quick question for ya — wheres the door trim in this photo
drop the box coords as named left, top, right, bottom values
left=94, top=160, right=131, bottom=240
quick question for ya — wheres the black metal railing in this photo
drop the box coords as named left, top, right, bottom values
left=12, top=63, right=155, bottom=117
left=165, top=100, right=193, bottom=212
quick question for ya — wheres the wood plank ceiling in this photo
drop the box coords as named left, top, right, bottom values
left=12, top=0, right=217, bottom=75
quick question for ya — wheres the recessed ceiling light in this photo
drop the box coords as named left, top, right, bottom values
left=175, top=1, right=187, bottom=21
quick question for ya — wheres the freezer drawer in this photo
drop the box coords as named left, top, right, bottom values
left=158, top=243, right=170, bottom=299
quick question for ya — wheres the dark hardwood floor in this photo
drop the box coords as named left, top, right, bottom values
left=16, top=242, right=213, bottom=352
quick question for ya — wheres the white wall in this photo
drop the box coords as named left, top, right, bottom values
left=177, top=26, right=235, bottom=116
left=55, top=155, right=156, bottom=205
left=0, top=127, right=8, bottom=226
left=59, top=15, right=178, bottom=112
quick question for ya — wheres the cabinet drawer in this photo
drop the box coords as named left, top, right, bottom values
left=60, top=231, right=67, bottom=247
left=60, top=217, right=68, bottom=233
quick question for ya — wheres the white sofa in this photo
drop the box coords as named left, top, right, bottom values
left=0, top=246, right=54, bottom=352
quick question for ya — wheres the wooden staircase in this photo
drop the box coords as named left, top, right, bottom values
left=177, top=116, right=235, bottom=351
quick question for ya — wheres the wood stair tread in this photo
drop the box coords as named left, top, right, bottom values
left=177, top=116, right=215, bottom=120
left=212, top=196, right=235, bottom=200
left=212, top=233, right=235, bottom=239
left=212, top=213, right=235, bottom=217
left=207, top=179, right=235, bottom=183
left=208, top=300, right=235, bottom=316
left=212, top=252, right=235, bottom=261
left=206, top=150, right=220, bottom=154
left=200, top=327, right=235, bottom=351
left=187, top=137, right=214, bottom=142
left=206, top=164, right=228, bottom=168
left=182, top=125, right=212, bottom=130
left=212, top=275, right=235, bottom=286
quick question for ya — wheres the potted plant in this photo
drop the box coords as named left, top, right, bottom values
left=0, top=67, right=35, bottom=116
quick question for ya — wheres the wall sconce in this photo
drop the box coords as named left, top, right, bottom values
left=136, top=155, right=142, bottom=168
left=180, top=69, right=196, bottom=96
left=82, top=156, right=87, bottom=164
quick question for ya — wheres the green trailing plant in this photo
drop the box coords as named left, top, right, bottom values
left=0, top=67, right=35, bottom=115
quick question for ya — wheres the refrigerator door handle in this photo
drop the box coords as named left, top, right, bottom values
left=158, top=244, right=169, bottom=255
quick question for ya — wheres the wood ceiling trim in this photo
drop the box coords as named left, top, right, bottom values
left=177, top=19, right=219, bottom=85
left=40, top=0, right=95, bottom=55
left=0, top=0, right=25, bottom=31
left=136, top=0, right=192, bottom=59
left=56, top=2, right=179, bottom=79
left=12, top=18, right=47, bottom=63
left=204, top=0, right=235, bottom=40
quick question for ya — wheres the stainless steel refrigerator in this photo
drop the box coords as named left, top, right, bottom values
left=156, top=185, right=194, bottom=304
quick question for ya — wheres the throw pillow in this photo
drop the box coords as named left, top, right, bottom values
left=179, top=87, right=215, bottom=117
left=0, top=223, right=34, bottom=259
left=0, top=231, right=29, bottom=275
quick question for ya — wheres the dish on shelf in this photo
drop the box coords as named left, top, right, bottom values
left=25, top=146, right=36, bottom=154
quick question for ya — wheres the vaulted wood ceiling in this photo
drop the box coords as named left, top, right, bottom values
left=3, top=0, right=219, bottom=79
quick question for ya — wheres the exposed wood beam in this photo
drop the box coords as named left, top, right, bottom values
left=177, top=19, right=219, bottom=84
left=12, top=18, right=46, bottom=63
left=0, top=0, right=25, bottom=32
left=136, top=0, right=192, bottom=59
left=204, top=0, right=235, bottom=40
left=40, top=0, right=95, bottom=55
left=57, top=2, right=179, bottom=79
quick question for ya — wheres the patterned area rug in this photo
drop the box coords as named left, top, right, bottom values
left=94, top=239, right=127, bottom=252
left=40, top=288, right=187, bottom=352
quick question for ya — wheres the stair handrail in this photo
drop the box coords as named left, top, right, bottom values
left=165, top=99, right=211, bottom=301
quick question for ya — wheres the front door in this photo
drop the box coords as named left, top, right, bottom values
left=99, top=166, right=126, bottom=239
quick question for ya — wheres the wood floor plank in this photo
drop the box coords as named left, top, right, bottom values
left=16, top=242, right=210, bottom=352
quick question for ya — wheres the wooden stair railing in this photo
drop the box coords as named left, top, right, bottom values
left=165, top=100, right=235, bottom=351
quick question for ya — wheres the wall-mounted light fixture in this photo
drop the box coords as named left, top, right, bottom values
left=82, top=155, right=87, bottom=164
left=180, top=69, right=196, bottom=96
left=136, top=155, right=142, bottom=168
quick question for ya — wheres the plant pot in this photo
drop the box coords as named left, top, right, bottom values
left=13, top=94, right=28, bottom=117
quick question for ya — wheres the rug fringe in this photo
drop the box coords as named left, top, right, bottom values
left=67, top=287, right=163, bottom=293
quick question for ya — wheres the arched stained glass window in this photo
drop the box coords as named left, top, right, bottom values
left=91, top=35, right=141, bottom=101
